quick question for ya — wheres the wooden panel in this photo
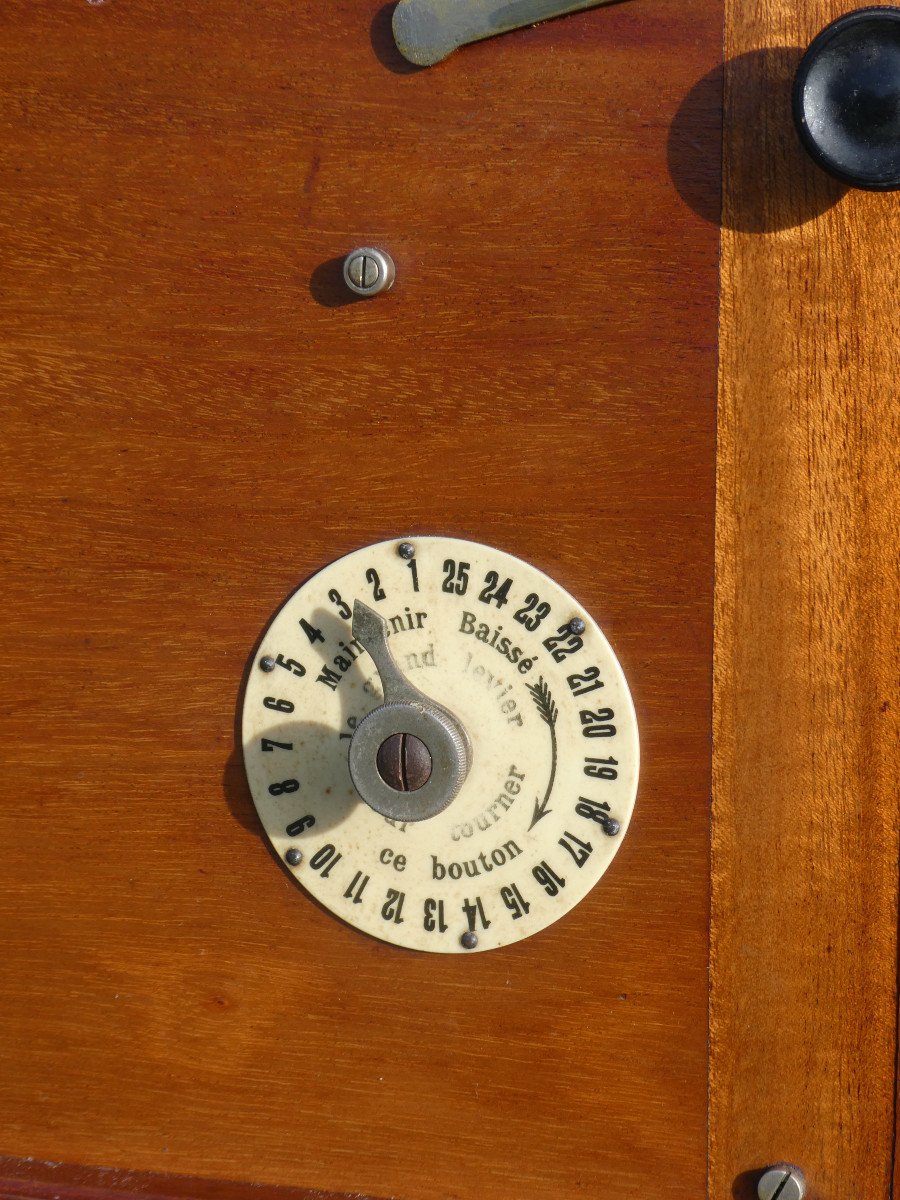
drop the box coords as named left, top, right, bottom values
left=0, top=1, right=721, bottom=1197
left=0, top=1158, right=382, bottom=1200
left=712, top=1, right=900, bottom=1196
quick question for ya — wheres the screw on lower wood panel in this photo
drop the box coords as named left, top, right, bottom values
left=757, top=1164, right=806, bottom=1200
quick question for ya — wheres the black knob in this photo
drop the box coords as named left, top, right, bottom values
left=793, top=6, right=900, bottom=190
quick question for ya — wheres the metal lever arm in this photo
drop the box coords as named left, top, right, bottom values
left=393, top=0, right=621, bottom=67
left=352, top=600, right=421, bottom=707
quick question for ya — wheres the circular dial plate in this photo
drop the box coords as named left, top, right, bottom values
left=242, top=537, right=639, bottom=953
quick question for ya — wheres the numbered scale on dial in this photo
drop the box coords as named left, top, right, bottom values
left=242, top=537, right=639, bottom=953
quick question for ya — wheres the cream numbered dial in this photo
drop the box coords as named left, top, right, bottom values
left=242, top=537, right=639, bottom=953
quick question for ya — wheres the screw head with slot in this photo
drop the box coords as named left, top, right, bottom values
left=343, top=247, right=395, bottom=296
left=757, top=1163, right=807, bottom=1200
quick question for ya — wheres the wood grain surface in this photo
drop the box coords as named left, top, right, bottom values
left=712, top=2, right=900, bottom=1197
left=0, top=1158, right=384, bottom=1200
left=0, top=1, right=722, bottom=1198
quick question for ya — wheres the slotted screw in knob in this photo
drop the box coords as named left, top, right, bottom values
left=377, top=732, right=433, bottom=792
left=757, top=1164, right=807, bottom=1200
left=343, top=247, right=395, bottom=296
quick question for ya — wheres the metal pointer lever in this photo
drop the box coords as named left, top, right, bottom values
left=348, top=600, right=471, bottom=822
left=393, top=0, right=621, bottom=67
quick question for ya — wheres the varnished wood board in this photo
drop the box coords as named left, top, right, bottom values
left=712, top=1, right=900, bottom=1196
left=0, top=1, right=722, bottom=1197
left=0, top=1158, right=385, bottom=1200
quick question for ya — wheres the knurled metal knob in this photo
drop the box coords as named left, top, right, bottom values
left=349, top=700, right=469, bottom=823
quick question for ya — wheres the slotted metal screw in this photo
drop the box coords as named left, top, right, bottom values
left=757, top=1164, right=806, bottom=1200
left=376, top=732, right=433, bottom=792
left=343, top=247, right=395, bottom=297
